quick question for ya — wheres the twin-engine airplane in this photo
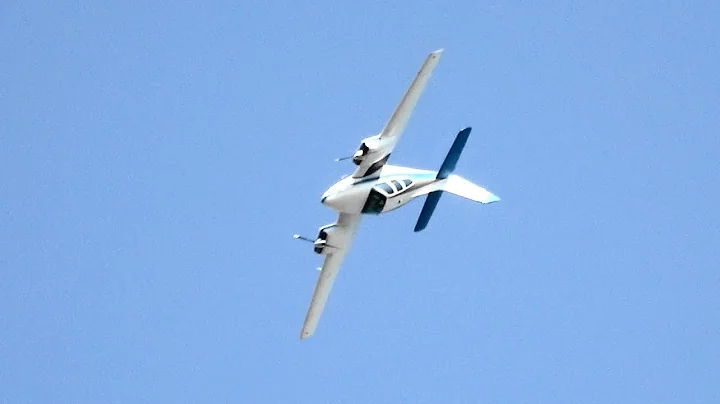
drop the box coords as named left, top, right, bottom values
left=295, top=49, right=500, bottom=339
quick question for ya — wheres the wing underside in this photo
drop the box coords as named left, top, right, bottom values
left=300, top=213, right=362, bottom=339
left=379, top=49, right=443, bottom=140
left=352, top=49, right=443, bottom=179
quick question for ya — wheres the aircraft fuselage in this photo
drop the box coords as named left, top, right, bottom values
left=321, top=165, right=440, bottom=215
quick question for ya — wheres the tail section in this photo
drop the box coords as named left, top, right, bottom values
left=414, top=127, right=500, bottom=232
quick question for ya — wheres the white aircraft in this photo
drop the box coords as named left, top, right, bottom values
left=294, top=49, right=500, bottom=339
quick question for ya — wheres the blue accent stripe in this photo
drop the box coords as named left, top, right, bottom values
left=413, top=127, right=472, bottom=232
left=437, top=127, right=471, bottom=179
left=414, top=191, right=443, bottom=232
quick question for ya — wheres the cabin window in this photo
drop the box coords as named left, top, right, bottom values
left=391, top=180, right=403, bottom=191
left=403, top=179, right=413, bottom=187
left=377, top=183, right=394, bottom=194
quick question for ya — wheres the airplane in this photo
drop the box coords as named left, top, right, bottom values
left=294, top=49, right=500, bottom=339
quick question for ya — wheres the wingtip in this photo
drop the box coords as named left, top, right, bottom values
left=429, top=49, right=444, bottom=60
left=484, top=193, right=501, bottom=204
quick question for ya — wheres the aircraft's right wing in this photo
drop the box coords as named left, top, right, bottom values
left=352, top=49, right=443, bottom=178
left=300, top=212, right=362, bottom=339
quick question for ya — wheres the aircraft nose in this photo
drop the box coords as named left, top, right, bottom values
left=322, top=192, right=344, bottom=210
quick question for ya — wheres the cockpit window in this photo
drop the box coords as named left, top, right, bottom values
left=377, top=183, right=394, bottom=194
left=362, top=189, right=386, bottom=214
left=391, top=180, right=403, bottom=191
left=403, top=179, right=413, bottom=187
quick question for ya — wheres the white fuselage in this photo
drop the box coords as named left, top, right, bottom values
left=321, top=165, right=442, bottom=215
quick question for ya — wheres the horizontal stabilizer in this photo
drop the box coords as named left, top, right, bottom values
left=443, top=175, right=500, bottom=204
left=437, top=127, right=471, bottom=179
left=413, top=191, right=443, bottom=232
left=413, top=126, right=475, bottom=232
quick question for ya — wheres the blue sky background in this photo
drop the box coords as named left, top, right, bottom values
left=2, top=1, right=719, bottom=402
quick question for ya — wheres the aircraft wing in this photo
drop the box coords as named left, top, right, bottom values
left=352, top=49, right=443, bottom=178
left=300, top=212, right=362, bottom=339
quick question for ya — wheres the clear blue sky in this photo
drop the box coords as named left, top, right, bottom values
left=2, top=1, right=719, bottom=402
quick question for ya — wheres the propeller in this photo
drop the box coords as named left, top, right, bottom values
left=292, top=234, right=339, bottom=250
left=292, top=234, right=315, bottom=243
left=335, top=147, right=367, bottom=163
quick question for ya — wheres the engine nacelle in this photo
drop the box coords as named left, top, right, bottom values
left=313, top=224, right=341, bottom=255
left=352, top=135, right=381, bottom=165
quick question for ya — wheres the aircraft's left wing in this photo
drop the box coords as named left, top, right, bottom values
left=300, top=213, right=362, bottom=339
left=352, top=49, right=443, bottom=179
left=378, top=49, right=443, bottom=141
